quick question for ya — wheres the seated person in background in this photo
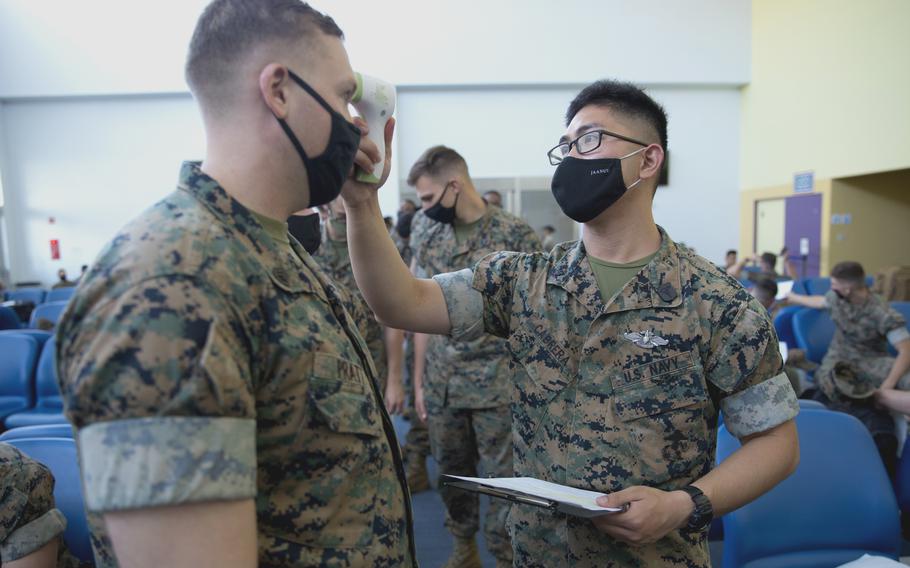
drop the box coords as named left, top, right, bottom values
left=728, top=249, right=797, bottom=282
left=787, top=260, right=910, bottom=475
left=482, top=189, right=502, bottom=207
left=51, top=270, right=75, bottom=290
left=750, top=277, right=778, bottom=315
left=1, top=443, right=69, bottom=568
left=722, top=249, right=737, bottom=272
left=539, top=224, right=557, bottom=250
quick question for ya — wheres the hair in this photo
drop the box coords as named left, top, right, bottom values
left=760, top=252, right=778, bottom=270
left=752, top=278, right=778, bottom=302
left=566, top=80, right=668, bottom=153
left=831, top=261, right=866, bottom=285
left=185, top=0, right=343, bottom=109
left=407, top=145, right=469, bottom=186
left=483, top=190, right=502, bottom=199
left=542, top=225, right=556, bottom=233
left=726, top=249, right=737, bottom=257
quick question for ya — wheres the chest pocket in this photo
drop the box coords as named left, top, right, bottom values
left=610, top=352, right=711, bottom=487
left=307, top=352, right=383, bottom=438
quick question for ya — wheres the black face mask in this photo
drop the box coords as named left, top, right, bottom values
left=275, top=70, right=362, bottom=208
left=424, top=183, right=459, bottom=225
left=396, top=211, right=415, bottom=239
left=550, top=149, right=645, bottom=223
left=287, top=214, right=322, bottom=255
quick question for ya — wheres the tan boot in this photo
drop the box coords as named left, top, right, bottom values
left=441, top=537, right=481, bottom=568
left=405, top=454, right=430, bottom=494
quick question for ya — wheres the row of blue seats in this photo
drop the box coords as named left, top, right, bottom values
left=0, top=301, right=70, bottom=330
left=0, top=331, right=69, bottom=429
left=776, top=301, right=910, bottom=365
left=3, top=285, right=76, bottom=305
left=740, top=275, right=876, bottom=296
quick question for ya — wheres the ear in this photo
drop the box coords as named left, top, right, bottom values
left=638, top=144, right=665, bottom=181
left=259, top=63, right=291, bottom=118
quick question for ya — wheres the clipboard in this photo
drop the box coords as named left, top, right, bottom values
left=442, top=475, right=629, bottom=518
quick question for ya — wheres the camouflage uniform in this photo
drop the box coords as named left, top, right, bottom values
left=810, top=291, right=909, bottom=474
left=55, top=162, right=415, bottom=568
left=0, top=443, right=67, bottom=564
left=434, top=228, right=799, bottom=567
left=412, top=205, right=541, bottom=562
left=314, top=222, right=387, bottom=390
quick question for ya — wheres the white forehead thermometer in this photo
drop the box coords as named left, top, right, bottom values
left=352, top=72, right=396, bottom=183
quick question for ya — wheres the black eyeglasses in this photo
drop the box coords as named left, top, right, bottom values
left=547, top=129, right=649, bottom=165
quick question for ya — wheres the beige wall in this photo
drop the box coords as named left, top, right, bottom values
left=741, top=0, right=910, bottom=190
left=829, top=169, right=910, bottom=275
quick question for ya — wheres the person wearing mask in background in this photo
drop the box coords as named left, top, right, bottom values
left=343, top=79, right=799, bottom=567
left=787, top=260, right=910, bottom=476
left=314, top=196, right=402, bottom=411
left=405, top=145, right=542, bottom=568
left=482, top=189, right=503, bottom=208
left=51, top=269, right=75, bottom=290
left=539, top=224, right=557, bottom=250
left=54, top=1, right=416, bottom=566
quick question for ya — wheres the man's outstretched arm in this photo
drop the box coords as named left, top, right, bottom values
left=342, top=118, right=450, bottom=335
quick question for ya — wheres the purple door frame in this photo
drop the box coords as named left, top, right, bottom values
left=784, top=193, right=822, bottom=279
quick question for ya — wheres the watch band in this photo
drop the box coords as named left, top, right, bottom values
left=679, top=485, right=713, bottom=530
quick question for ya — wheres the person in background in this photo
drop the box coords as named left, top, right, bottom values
left=723, top=249, right=737, bottom=271
left=482, top=189, right=503, bottom=207
left=750, top=277, right=778, bottom=315
left=787, top=260, right=910, bottom=475
left=539, top=224, right=557, bottom=250
left=51, top=269, right=75, bottom=290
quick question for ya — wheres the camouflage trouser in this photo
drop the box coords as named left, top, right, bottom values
left=428, top=404, right=513, bottom=562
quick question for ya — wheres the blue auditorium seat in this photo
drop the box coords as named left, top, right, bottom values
left=798, top=399, right=826, bottom=410
left=790, top=280, right=809, bottom=295
left=773, top=306, right=803, bottom=350
left=6, top=287, right=46, bottom=305
left=28, top=300, right=68, bottom=329
left=5, top=338, right=69, bottom=428
left=792, top=309, right=834, bottom=364
left=891, top=302, right=910, bottom=327
left=45, top=287, right=76, bottom=303
left=0, top=334, right=39, bottom=423
left=803, top=277, right=830, bottom=296
left=0, top=305, right=21, bottom=330
left=0, top=423, right=73, bottom=441
left=718, top=409, right=900, bottom=568
left=0, top=329, right=53, bottom=349
left=4, top=437, right=94, bottom=563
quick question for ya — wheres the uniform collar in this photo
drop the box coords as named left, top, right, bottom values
left=176, top=161, right=320, bottom=296
left=546, top=226, right=683, bottom=315
left=453, top=205, right=494, bottom=256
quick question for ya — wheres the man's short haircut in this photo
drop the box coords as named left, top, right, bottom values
left=831, top=261, right=866, bottom=285
left=542, top=225, right=556, bottom=233
left=407, top=145, right=469, bottom=186
left=484, top=190, right=502, bottom=199
left=760, top=252, right=778, bottom=270
left=726, top=249, right=737, bottom=257
left=753, top=278, right=778, bottom=302
left=186, top=0, right=343, bottom=109
left=565, top=79, right=668, bottom=153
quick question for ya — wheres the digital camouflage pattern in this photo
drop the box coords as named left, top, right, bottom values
left=411, top=206, right=542, bottom=411
left=55, top=162, right=415, bottom=568
left=0, top=443, right=67, bottom=563
left=435, top=228, right=799, bottom=567
left=816, top=290, right=910, bottom=399
left=313, top=225, right=388, bottom=390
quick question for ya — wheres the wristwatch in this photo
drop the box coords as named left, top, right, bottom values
left=679, top=485, right=713, bottom=530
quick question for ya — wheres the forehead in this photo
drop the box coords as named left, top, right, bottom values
left=565, top=104, right=634, bottom=138
left=413, top=176, right=446, bottom=196
left=296, top=33, right=354, bottom=82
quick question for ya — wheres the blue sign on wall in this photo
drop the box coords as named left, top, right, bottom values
left=794, top=171, right=814, bottom=193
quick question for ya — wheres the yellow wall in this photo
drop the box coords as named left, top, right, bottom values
left=739, top=180, right=833, bottom=274
left=741, top=0, right=910, bottom=190
left=829, top=169, right=910, bottom=275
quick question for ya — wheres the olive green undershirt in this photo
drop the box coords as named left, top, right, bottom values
left=454, top=216, right=483, bottom=244
left=588, top=250, right=659, bottom=303
left=251, top=210, right=291, bottom=248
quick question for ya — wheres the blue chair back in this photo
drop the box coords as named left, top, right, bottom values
left=791, top=280, right=809, bottom=295
left=0, top=335, right=39, bottom=419
left=35, top=338, right=63, bottom=410
left=28, top=301, right=68, bottom=329
left=793, top=309, right=835, bottom=364
left=7, top=287, right=46, bottom=305
left=719, top=409, right=900, bottom=568
left=4, top=437, right=93, bottom=563
left=891, top=302, right=910, bottom=328
left=895, top=444, right=910, bottom=514
left=773, top=306, right=804, bottom=350
left=804, top=277, right=831, bottom=296
left=0, top=423, right=73, bottom=441
left=0, top=306, right=21, bottom=330
left=45, top=287, right=76, bottom=303
left=0, top=329, right=53, bottom=349
left=798, top=399, right=826, bottom=410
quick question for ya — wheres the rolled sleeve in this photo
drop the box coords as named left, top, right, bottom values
left=79, top=416, right=257, bottom=512
left=720, top=372, right=799, bottom=438
left=0, top=509, right=66, bottom=562
left=889, top=327, right=910, bottom=347
left=433, top=269, right=485, bottom=342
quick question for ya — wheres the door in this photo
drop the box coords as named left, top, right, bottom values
left=784, top=194, right=822, bottom=279
left=754, top=198, right=786, bottom=268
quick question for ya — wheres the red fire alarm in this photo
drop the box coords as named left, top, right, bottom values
left=50, top=239, right=60, bottom=260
